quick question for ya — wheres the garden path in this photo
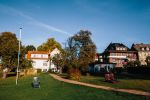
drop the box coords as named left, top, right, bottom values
left=50, top=74, right=150, bottom=97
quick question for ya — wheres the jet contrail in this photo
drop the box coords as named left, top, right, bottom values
left=0, top=4, right=72, bottom=36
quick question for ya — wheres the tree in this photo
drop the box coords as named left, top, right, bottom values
left=20, top=46, right=33, bottom=69
left=126, top=60, right=141, bottom=67
left=68, top=30, right=96, bottom=69
left=0, top=32, right=19, bottom=69
left=65, top=30, right=96, bottom=80
left=51, top=52, right=65, bottom=74
left=51, top=47, right=74, bottom=69
left=0, top=32, right=32, bottom=78
left=37, top=38, right=62, bottom=52
left=25, top=45, right=36, bottom=53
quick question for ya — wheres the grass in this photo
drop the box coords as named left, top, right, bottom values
left=78, top=74, right=150, bottom=92
left=0, top=73, right=149, bottom=100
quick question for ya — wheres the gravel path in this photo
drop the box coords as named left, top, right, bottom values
left=50, top=74, right=150, bottom=97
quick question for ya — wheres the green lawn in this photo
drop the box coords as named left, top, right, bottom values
left=0, top=74, right=149, bottom=100
left=79, top=74, right=150, bottom=92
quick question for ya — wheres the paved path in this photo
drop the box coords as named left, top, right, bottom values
left=50, top=74, right=150, bottom=97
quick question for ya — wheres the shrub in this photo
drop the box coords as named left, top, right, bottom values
left=126, top=67, right=150, bottom=74
left=37, top=69, right=42, bottom=73
left=68, top=68, right=81, bottom=80
left=115, top=67, right=126, bottom=74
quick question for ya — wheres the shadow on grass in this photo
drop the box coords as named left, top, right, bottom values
left=116, top=73, right=150, bottom=80
left=7, top=72, right=16, bottom=77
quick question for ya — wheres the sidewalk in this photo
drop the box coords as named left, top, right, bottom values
left=50, top=74, right=150, bottom=97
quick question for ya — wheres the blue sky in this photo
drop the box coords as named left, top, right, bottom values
left=0, top=0, right=150, bottom=52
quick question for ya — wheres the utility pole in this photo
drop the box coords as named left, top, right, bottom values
left=16, top=28, right=22, bottom=85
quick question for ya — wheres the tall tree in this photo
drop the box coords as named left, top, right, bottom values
left=68, top=30, right=96, bottom=70
left=37, top=38, right=62, bottom=52
left=25, top=45, right=36, bottom=53
left=51, top=52, right=65, bottom=74
left=0, top=32, right=32, bottom=71
left=65, top=30, right=96, bottom=80
left=126, top=60, right=141, bottom=67
left=0, top=32, right=19, bottom=69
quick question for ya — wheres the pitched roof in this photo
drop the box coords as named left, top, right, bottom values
left=131, top=43, right=150, bottom=51
left=27, top=51, right=49, bottom=59
left=105, top=43, right=128, bottom=51
left=28, top=51, right=49, bottom=54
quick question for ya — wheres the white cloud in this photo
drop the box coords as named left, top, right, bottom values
left=33, top=21, right=71, bottom=36
left=0, top=4, right=71, bottom=36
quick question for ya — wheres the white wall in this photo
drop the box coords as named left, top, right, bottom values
left=31, top=54, right=48, bottom=59
left=32, top=59, right=50, bottom=71
left=50, top=48, right=60, bottom=57
left=30, top=48, right=60, bottom=72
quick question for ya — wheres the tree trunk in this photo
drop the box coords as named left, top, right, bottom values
left=2, top=68, right=9, bottom=79
left=59, top=67, right=62, bottom=74
left=2, top=72, right=7, bottom=79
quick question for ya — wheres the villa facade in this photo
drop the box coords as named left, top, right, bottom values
left=27, top=48, right=60, bottom=72
left=102, top=43, right=137, bottom=67
left=131, top=43, right=150, bottom=65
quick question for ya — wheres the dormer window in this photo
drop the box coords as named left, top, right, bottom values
left=141, top=48, right=145, bottom=51
left=146, top=47, right=149, bottom=51
left=116, top=47, right=119, bottom=50
left=123, top=48, right=126, bottom=50
left=116, top=47, right=123, bottom=50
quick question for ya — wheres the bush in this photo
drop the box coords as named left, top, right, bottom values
left=115, top=67, right=126, bottom=74
left=37, top=69, right=42, bottom=73
left=126, top=67, right=150, bottom=74
left=68, top=68, right=81, bottom=80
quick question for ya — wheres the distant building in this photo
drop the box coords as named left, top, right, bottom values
left=103, top=43, right=137, bottom=67
left=27, top=48, right=60, bottom=72
left=27, top=51, right=50, bottom=72
left=92, top=53, right=116, bottom=73
left=89, top=62, right=116, bottom=74
left=146, top=56, right=150, bottom=66
left=95, top=53, right=103, bottom=62
left=131, top=43, right=150, bottom=65
left=49, top=48, right=60, bottom=69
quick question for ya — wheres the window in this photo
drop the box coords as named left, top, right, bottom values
left=146, top=47, right=149, bottom=51
left=31, top=54, right=34, bottom=58
left=112, top=59, right=115, bottom=62
left=43, top=63, right=47, bottom=66
left=145, top=53, right=148, bottom=56
left=43, top=69, right=47, bottom=72
left=116, top=47, right=120, bottom=50
left=120, top=53, right=122, bottom=56
left=119, top=60, right=122, bottom=63
left=111, top=53, right=115, bottom=56
left=141, top=48, right=145, bottom=51
left=33, top=54, right=36, bottom=58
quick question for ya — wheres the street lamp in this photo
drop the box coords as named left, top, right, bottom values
left=16, top=28, right=22, bottom=85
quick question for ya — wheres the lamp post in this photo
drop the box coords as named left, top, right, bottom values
left=16, top=28, right=22, bottom=85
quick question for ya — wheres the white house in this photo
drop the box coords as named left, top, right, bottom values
left=49, top=48, right=60, bottom=70
left=27, top=48, right=60, bottom=72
